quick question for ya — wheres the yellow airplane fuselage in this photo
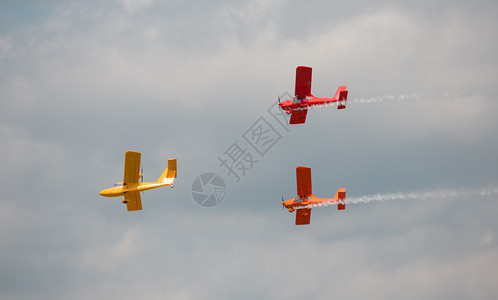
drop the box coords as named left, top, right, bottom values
left=99, top=182, right=173, bottom=197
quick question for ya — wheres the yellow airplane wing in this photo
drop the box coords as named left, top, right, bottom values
left=123, top=150, right=141, bottom=184
left=125, top=192, right=142, bottom=211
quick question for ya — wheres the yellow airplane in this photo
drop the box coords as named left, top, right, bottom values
left=99, top=150, right=177, bottom=211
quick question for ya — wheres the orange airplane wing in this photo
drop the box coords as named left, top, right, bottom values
left=125, top=192, right=142, bottom=211
left=123, top=150, right=141, bottom=184
left=295, top=208, right=311, bottom=225
left=296, top=166, right=312, bottom=197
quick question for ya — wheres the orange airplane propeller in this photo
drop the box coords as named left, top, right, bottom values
left=282, top=166, right=346, bottom=225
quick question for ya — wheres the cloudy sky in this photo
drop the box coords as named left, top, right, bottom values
left=1, top=0, right=498, bottom=299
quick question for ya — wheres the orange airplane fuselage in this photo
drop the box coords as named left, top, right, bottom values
left=282, top=193, right=345, bottom=212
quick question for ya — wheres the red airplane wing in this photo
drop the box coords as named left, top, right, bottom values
left=295, top=66, right=312, bottom=98
left=290, top=109, right=308, bottom=124
left=295, top=208, right=311, bottom=225
left=296, top=166, right=312, bottom=197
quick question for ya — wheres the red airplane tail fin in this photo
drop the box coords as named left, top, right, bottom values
left=333, top=86, right=348, bottom=109
left=336, top=188, right=346, bottom=210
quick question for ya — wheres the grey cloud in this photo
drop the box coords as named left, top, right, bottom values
left=1, top=1, right=498, bottom=299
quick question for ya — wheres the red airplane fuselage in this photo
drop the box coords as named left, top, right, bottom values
left=278, top=93, right=347, bottom=114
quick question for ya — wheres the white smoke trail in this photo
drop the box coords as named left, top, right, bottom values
left=291, top=187, right=498, bottom=210
left=349, top=88, right=496, bottom=105
left=285, top=88, right=496, bottom=111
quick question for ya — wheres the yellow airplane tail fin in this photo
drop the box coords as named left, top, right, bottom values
left=158, top=158, right=177, bottom=185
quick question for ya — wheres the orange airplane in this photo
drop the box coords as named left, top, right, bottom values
left=100, top=150, right=177, bottom=211
left=282, top=166, right=346, bottom=225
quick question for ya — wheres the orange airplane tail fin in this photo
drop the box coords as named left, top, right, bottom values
left=336, top=188, right=346, bottom=210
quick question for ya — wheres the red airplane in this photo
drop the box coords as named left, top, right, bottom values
left=278, top=66, right=348, bottom=124
left=282, top=166, right=346, bottom=225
